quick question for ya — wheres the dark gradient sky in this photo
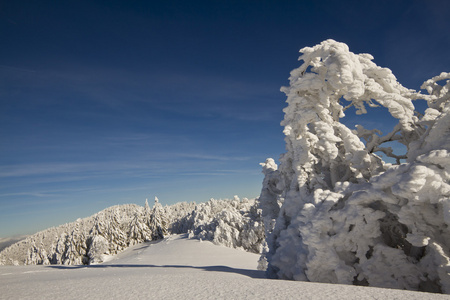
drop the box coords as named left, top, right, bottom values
left=1, top=0, right=449, bottom=237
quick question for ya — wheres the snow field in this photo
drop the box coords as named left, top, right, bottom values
left=1, top=235, right=447, bottom=300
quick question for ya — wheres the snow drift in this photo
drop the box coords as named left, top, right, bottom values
left=259, top=39, right=450, bottom=293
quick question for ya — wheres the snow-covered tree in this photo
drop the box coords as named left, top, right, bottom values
left=260, top=39, right=450, bottom=293
left=87, top=235, right=109, bottom=264
left=186, top=197, right=265, bottom=253
left=166, top=201, right=197, bottom=234
left=148, top=197, right=169, bottom=240
left=128, top=210, right=152, bottom=245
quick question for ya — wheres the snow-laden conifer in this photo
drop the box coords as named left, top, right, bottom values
left=148, top=197, right=169, bottom=240
left=186, top=197, right=265, bottom=253
left=259, top=39, right=450, bottom=293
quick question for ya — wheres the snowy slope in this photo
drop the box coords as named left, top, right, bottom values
left=0, top=234, right=446, bottom=300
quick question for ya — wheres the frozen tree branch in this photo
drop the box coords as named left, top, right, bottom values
left=260, top=40, right=450, bottom=293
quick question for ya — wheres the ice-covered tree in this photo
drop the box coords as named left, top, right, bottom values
left=260, top=39, right=450, bottom=293
left=186, top=197, right=265, bottom=253
left=148, top=197, right=169, bottom=240
left=166, top=201, right=197, bottom=234
left=128, top=210, right=152, bottom=245
left=87, top=235, right=109, bottom=264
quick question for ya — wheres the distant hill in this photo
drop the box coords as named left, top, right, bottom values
left=0, top=236, right=28, bottom=252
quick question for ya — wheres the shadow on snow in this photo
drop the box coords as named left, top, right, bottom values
left=47, top=264, right=266, bottom=279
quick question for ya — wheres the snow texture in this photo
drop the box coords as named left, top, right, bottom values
left=1, top=234, right=448, bottom=300
left=259, top=39, right=450, bottom=294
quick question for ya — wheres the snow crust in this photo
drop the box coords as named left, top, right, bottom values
left=1, top=234, right=447, bottom=300
left=259, top=39, right=450, bottom=293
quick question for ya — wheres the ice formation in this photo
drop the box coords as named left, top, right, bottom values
left=259, top=40, right=450, bottom=293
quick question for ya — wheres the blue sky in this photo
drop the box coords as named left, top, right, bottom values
left=1, top=0, right=449, bottom=238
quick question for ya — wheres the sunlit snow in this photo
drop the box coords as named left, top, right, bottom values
left=1, top=235, right=447, bottom=300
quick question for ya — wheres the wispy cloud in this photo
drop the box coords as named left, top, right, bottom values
left=0, top=198, right=66, bottom=211
left=0, top=151, right=253, bottom=180
left=175, top=153, right=252, bottom=161
left=1, top=62, right=282, bottom=122
left=0, top=191, right=55, bottom=198
left=0, top=64, right=37, bottom=73
left=178, top=169, right=260, bottom=176
left=0, top=162, right=111, bottom=178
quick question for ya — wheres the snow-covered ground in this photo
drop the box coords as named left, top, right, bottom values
left=0, top=234, right=447, bottom=299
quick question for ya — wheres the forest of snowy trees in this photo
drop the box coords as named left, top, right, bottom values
left=258, top=40, right=450, bottom=293
left=0, top=196, right=263, bottom=266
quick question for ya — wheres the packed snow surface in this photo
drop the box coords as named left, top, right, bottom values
left=0, top=235, right=446, bottom=300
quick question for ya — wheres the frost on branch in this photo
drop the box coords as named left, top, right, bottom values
left=260, top=39, right=450, bottom=293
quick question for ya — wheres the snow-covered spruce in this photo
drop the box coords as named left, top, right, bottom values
left=0, top=197, right=264, bottom=266
left=180, top=196, right=265, bottom=254
left=259, top=39, right=450, bottom=293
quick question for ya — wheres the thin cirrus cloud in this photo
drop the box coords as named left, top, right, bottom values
left=0, top=162, right=159, bottom=180
left=0, top=63, right=282, bottom=123
left=175, top=153, right=252, bottom=161
left=0, top=191, right=57, bottom=198
left=0, top=152, right=255, bottom=180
